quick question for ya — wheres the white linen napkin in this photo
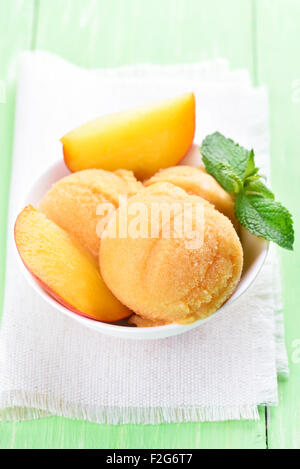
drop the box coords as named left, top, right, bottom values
left=0, top=52, right=288, bottom=424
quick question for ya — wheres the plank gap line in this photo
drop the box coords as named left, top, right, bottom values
left=31, top=0, right=40, bottom=51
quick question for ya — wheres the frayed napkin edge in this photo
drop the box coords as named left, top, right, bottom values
left=0, top=391, right=262, bottom=424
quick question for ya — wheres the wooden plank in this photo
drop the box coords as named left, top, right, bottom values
left=0, top=0, right=35, bottom=309
left=0, top=0, right=35, bottom=450
left=0, top=0, right=267, bottom=449
left=36, top=0, right=255, bottom=71
left=0, top=409, right=266, bottom=449
left=255, top=0, right=300, bottom=449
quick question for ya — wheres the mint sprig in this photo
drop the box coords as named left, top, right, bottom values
left=201, top=132, right=253, bottom=190
left=200, top=132, right=294, bottom=250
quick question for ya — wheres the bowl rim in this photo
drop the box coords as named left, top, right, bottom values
left=17, top=159, right=269, bottom=339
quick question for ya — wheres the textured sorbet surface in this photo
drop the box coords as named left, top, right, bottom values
left=100, top=182, right=243, bottom=325
left=145, top=165, right=238, bottom=230
left=39, top=169, right=142, bottom=257
left=128, top=314, right=167, bottom=328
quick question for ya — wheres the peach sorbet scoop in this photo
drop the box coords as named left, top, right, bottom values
left=39, top=169, right=143, bottom=257
left=145, top=165, right=238, bottom=230
left=100, top=183, right=243, bottom=325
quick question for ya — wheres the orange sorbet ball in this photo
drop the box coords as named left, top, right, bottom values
left=145, top=165, right=238, bottom=230
left=100, top=183, right=243, bottom=325
left=39, top=169, right=143, bottom=257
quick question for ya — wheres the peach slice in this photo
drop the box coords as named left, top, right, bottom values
left=61, top=93, right=196, bottom=180
left=15, top=206, right=130, bottom=322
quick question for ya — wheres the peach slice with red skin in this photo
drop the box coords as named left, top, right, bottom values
left=15, top=206, right=130, bottom=322
left=61, top=93, right=196, bottom=180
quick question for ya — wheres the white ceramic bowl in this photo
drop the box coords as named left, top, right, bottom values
left=17, top=157, right=268, bottom=340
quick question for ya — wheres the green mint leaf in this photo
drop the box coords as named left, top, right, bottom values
left=201, top=132, right=253, bottom=182
left=244, top=150, right=259, bottom=178
left=200, top=132, right=294, bottom=250
left=235, top=193, right=294, bottom=250
left=202, top=160, right=242, bottom=194
left=244, top=179, right=275, bottom=199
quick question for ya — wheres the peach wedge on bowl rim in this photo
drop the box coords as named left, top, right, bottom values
left=61, top=93, right=196, bottom=180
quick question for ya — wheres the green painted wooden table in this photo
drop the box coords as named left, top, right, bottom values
left=0, top=0, right=299, bottom=449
